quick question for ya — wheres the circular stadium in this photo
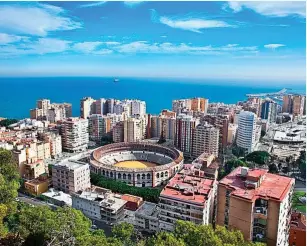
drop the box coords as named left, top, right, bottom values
left=90, top=142, right=184, bottom=187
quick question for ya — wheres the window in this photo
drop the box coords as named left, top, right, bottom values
left=156, top=173, right=159, bottom=178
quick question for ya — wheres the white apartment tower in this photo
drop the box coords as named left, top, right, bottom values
left=192, top=123, right=219, bottom=158
left=80, top=97, right=96, bottom=119
left=236, top=111, right=257, bottom=153
left=131, top=100, right=146, bottom=117
left=61, top=117, right=89, bottom=152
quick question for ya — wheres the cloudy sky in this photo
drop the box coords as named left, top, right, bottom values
left=0, top=1, right=305, bottom=84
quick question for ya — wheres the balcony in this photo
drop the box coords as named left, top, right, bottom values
left=254, top=207, right=267, bottom=219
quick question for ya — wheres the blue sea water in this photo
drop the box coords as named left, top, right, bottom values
left=0, top=77, right=305, bottom=119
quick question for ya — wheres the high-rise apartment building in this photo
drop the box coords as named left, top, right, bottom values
left=89, top=114, right=112, bottom=141
left=131, top=100, right=146, bottom=116
left=114, top=101, right=131, bottom=117
left=30, top=99, right=71, bottom=122
left=52, top=160, right=91, bottom=194
left=48, top=103, right=72, bottom=123
left=236, top=111, right=257, bottom=153
left=175, top=114, right=199, bottom=155
left=150, top=115, right=176, bottom=141
left=292, top=95, right=305, bottom=116
left=124, top=116, right=146, bottom=142
left=261, top=99, right=277, bottom=123
left=191, top=98, right=208, bottom=114
left=192, top=123, right=219, bottom=158
left=95, top=98, right=108, bottom=115
left=80, top=97, right=96, bottom=119
left=113, top=122, right=124, bottom=143
left=203, top=114, right=229, bottom=150
left=172, top=98, right=208, bottom=115
left=150, top=115, right=162, bottom=139
left=60, top=117, right=89, bottom=152
left=37, top=99, right=51, bottom=117
left=282, top=95, right=293, bottom=114
left=217, top=167, right=294, bottom=246
left=158, top=167, right=217, bottom=232
left=282, top=94, right=306, bottom=116
left=161, top=109, right=176, bottom=118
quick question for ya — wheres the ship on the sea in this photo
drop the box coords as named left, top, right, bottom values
left=114, top=78, right=119, bottom=82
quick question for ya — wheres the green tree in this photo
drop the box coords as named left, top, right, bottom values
left=112, top=222, right=135, bottom=243
left=91, top=173, right=161, bottom=203
left=0, top=149, right=20, bottom=238
left=18, top=206, right=92, bottom=246
left=268, top=164, right=278, bottom=174
left=147, top=231, right=185, bottom=246
left=245, top=151, right=270, bottom=165
left=219, top=158, right=248, bottom=180
left=0, top=119, right=18, bottom=127
left=297, top=151, right=306, bottom=179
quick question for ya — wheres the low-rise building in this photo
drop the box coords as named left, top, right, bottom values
left=72, top=186, right=127, bottom=224
left=24, top=174, right=50, bottom=196
left=42, top=189, right=72, bottom=206
left=121, top=194, right=144, bottom=211
left=52, top=160, right=91, bottom=194
left=135, top=202, right=160, bottom=233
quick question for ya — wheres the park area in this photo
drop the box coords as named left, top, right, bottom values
left=292, top=191, right=306, bottom=213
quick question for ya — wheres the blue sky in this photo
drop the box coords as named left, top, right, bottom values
left=0, top=1, right=305, bottom=84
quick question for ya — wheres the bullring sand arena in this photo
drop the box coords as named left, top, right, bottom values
left=114, top=160, right=157, bottom=169
left=90, top=142, right=184, bottom=187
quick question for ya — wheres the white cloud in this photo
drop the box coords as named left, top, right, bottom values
left=79, top=2, right=106, bottom=8
left=0, top=33, right=28, bottom=45
left=115, top=41, right=257, bottom=55
left=102, top=41, right=121, bottom=46
left=151, top=9, right=234, bottom=33
left=73, top=42, right=103, bottom=53
left=26, top=38, right=72, bottom=54
left=0, top=3, right=82, bottom=36
left=264, top=43, right=285, bottom=49
left=226, top=1, right=306, bottom=17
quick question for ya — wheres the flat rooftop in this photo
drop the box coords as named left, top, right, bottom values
left=160, top=173, right=214, bottom=205
left=42, top=189, right=72, bottom=206
left=54, top=160, right=88, bottom=170
left=219, top=167, right=294, bottom=202
left=135, top=201, right=159, bottom=218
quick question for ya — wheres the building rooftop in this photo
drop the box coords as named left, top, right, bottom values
left=121, top=194, right=143, bottom=204
left=74, top=189, right=127, bottom=211
left=54, top=160, right=88, bottom=171
left=291, top=212, right=306, bottom=231
left=135, top=201, right=159, bottom=218
left=219, top=167, right=294, bottom=202
left=42, top=189, right=72, bottom=206
left=160, top=173, right=215, bottom=205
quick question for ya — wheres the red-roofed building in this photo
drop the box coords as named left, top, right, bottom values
left=289, top=211, right=306, bottom=246
left=158, top=169, right=217, bottom=232
left=217, top=166, right=294, bottom=246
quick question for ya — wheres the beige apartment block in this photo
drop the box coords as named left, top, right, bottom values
left=217, top=167, right=294, bottom=246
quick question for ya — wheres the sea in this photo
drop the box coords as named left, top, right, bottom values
left=0, top=77, right=305, bottom=119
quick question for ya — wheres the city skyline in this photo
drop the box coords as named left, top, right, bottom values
left=0, top=1, right=306, bottom=84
